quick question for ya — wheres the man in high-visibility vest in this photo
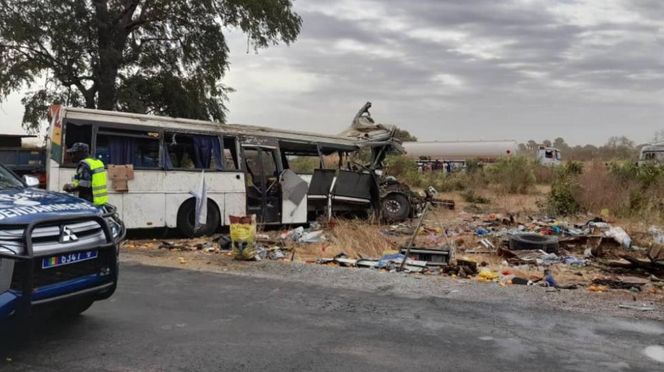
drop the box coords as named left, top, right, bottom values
left=63, top=143, right=109, bottom=206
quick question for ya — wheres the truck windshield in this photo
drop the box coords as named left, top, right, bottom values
left=0, top=165, right=24, bottom=189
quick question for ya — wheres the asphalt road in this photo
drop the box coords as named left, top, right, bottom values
left=1, top=263, right=663, bottom=371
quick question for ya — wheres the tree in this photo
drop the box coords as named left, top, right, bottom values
left=393, top=127, right=417, bottom=142
left=0, top=0, right=302, bottom=132
left=542, top=139, right=552, bottom=147
left=553, top=137, right=569, bottom=151
left=602, top=136, right=638, bottom=160
left=526, top=140, right=538, bottom=151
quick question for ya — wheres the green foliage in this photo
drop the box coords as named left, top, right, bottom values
left=464, top=158, right=482, bottom=174
left=486, top=156, right=536, bottom=194
left=0, top=0, right=302, bottom=131
left=609, top=162, right=663, bottom=187
left=546, top=161, right=588, bottom=216
left=393, top=127, right=417, bottom=142
left=288, top=156, right=319, bottom=174
left=547, top=171, right=582, bottom=216
left=563, top=161, right=584, bottom=175
left=519, top=136, right=640, bottom=162
left=461, top=190, right=490, bottom=204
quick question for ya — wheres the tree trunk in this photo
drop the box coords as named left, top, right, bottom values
left=92, top=0, right=127, bottom=110
left=96, top=49, right=120, bottom=110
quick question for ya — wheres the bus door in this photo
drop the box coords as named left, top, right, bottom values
left=241, top=145, right=282, bottom=224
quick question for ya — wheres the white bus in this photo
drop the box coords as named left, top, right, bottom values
left=639, top=142, right=664, bottom=165
left=45, top=105, right=416, bottom=236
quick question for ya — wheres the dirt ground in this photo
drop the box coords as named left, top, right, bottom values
left=121, top=189, right=664, bottom=320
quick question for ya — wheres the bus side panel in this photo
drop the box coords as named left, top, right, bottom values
left=55, top=166, right=75, bottom=193
left=123, top=193, right=165, bottom=228
left=118, top=170, right=166, bottom=229
left=281, top=173, right=310, bottom=224
left=161, top=172, right=245, bottom=193
left=224, top=192, right=246, bottom=225
left=282, top=198, right=307, bottom=224
left=48, top=162, right=61, bottom=191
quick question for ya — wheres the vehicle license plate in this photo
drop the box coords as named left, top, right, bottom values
left=42, top=250, right=98, bottom=269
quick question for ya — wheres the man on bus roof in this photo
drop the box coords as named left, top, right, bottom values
left=63, top=142, right=109, bottom=206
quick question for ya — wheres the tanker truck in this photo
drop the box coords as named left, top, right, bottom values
left=403, top=140, right=560, bottom=171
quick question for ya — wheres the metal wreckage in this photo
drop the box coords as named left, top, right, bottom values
left=326, top=102, right=431, bottom=222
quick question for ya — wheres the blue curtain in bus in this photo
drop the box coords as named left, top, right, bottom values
left=192, top=136, right=223, bottom=170
left=108, top=136, right=137, bottom=165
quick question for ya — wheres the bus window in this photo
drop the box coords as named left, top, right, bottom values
left=284, top=155, right=319, bottom=174
left=62, top=122, right=92, bottom=166
left=164, top=133, right=222, bottom=170
left=96, top=129, right=160, bottom=168
left=223, top=136, right=239, bottom=170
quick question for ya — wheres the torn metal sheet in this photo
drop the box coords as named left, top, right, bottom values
left=399, top=247, right=451, bottom=266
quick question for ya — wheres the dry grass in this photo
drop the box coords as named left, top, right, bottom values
left=293, top=219, right=399, bottom=261
left=574, top=161, right=629, bottom=214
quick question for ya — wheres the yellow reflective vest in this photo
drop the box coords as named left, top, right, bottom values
left=71, top=158, right=108, bottom=206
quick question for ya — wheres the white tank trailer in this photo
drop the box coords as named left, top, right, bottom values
left=403, top=140, right=518, bottom=162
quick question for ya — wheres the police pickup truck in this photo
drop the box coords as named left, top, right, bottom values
left=0, top=162, right=124, bottom=324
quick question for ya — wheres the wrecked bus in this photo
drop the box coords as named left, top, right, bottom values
left=0, top=162, right=125, bottom=324
left=639, top=142, right=664, bottom=165
left=44, top=104, right=421, bottom=237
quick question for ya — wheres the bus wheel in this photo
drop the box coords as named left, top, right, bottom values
left=381, top=193, right=411, bottom=223
left=177, top=199, right=221, bottom=237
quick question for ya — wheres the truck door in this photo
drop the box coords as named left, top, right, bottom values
left=241, top=146, right=282, bottom=224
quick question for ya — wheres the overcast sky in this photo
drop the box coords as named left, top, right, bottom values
left=2, top=0, right=663, bottom=145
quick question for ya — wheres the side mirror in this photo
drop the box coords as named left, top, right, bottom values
left=23, top=175, right=40, bottom=187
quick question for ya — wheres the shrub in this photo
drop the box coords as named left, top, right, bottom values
left=547, top=170, right=582, bottom=215
left=461, top=190, right=490, bottom=204
left=289, top=156, right=319, bottom=173
left=546, top=160, right=664, bottom=221
left=486, top=156, right=537, bottom=194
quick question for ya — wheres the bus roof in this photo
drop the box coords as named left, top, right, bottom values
left=60, top=106, right=361, bottom=151
left=641, top=142, right=664, bottom=152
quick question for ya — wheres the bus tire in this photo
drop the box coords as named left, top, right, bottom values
left=381, top=193, right=411, bottom=223
left=177, top=199, right=221, bottom=237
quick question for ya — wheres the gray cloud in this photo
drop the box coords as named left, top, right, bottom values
left=223, top=0, right=664, bottom=145
left=2, top=0, right=663, bottom=145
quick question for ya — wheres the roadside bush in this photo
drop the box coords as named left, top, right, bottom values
left=546, top=160, right=664, bottom=221
left=547, top=170, right=582, bottom=216
left=384, top=155, right=421, bottom=185
left=486, top=156, right=536, bottom=194
left=461, top=189, right=490, bottom=204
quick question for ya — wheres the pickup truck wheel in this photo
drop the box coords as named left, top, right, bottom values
left=381, top=193, right=411, bottom=223
left=54, top=298, right=95, bottom=318
left=177, top=199, right=221, bottom=237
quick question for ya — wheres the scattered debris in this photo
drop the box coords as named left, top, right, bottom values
left=509, top=233, right=559, bottom=253
left=398, top=247, right=451, bottom=266
left=618, top=303, right=656, bottom=312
